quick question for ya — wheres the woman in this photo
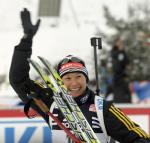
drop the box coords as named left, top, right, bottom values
left=9, top=8, right=150, bottom=143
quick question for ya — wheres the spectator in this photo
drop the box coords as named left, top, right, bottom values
left=110, top=38, right=131, bottom=103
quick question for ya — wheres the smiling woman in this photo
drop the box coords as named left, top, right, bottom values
left=9, top=7, right=150, bottom=143
left=62, top=72, right=87, bottom=97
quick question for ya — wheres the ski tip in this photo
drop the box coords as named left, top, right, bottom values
left=38, top=55, right=46, bottom=60
left=27, top=58, right=38, bottom=66
left=38, top=56, right=52, bottom=66
left=38, top=56, right=47, bottom=63
left=27, top=58, right=31, bottom=63
left=37, top=56, right=42, bottom=60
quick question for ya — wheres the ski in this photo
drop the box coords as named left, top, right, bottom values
left=37, top=56, right=101, bottom=143
left=28, top=59, right=90, bottom=143
left=32, top=97, right=81, bottom=143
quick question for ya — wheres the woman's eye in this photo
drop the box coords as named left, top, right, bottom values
left=65, top=77, right=70, bottom=80
left=77, top=75, right=81, bottom=78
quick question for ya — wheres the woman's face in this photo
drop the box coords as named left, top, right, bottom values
left=62, top=72, right=87, bottom=98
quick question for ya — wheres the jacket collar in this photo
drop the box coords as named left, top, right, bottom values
left=74, top=88, right=94, bottom=105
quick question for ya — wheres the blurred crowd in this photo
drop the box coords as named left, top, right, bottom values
left=89, top=38, right=150, bottom=104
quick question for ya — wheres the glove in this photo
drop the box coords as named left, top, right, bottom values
left=21, top=8, right=41, bottom=38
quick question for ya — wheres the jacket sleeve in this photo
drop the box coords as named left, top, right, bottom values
left=9, top=37, right=33, bottom=102
left=103, top=101, right=150, bottom=143
left=9, top=37, right=53, bottom=124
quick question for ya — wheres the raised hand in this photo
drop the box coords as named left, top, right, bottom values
left=20, top=8, right=41, bottom=38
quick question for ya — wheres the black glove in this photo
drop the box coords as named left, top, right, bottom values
left=21, top=8, right=41, bottom=38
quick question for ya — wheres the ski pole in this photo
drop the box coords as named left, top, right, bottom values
left=90, top=37, right=102, bottom=96
left=33, top=98, right=81, bottom=143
